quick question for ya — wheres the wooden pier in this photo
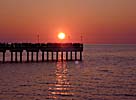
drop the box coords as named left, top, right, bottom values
left=0, top=43, right=83, bottom=63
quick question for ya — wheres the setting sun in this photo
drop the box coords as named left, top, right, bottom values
left=58, top=32, right=66, bottom=40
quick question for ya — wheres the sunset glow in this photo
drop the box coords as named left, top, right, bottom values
left=0, top=0, right=136, bottom=43
left=58, top=32, right=66, bottom=40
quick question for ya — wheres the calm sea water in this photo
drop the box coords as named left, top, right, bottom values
left=0, top=44, right=136, bottom=100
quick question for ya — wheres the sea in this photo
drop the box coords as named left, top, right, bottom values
left=0, top=44, right=136, bottom=100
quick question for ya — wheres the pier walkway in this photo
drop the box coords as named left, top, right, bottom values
left=0, top=43, right=83, bottom=63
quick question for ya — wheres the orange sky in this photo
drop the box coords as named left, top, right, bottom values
left=0, top=0, right=136, bottom=44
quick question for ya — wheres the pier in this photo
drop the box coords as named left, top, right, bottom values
left=0, top=43, right=83, bottom=63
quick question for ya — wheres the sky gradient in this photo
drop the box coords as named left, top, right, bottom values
left=0, top=0, right=136, bottom=44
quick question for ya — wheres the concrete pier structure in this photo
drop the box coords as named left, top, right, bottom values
left=0, top=43, right=83, bottom=63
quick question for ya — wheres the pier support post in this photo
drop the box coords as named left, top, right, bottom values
left=3, top=52, right=5, bottom=63
left=15, top=52, right=18, bottom=62
left=47, top=52, right=49, bottom=61
left=70, top=51, right=72, bottom=61
left=56, top=52, right=58, bottom=61
left=11, top=52, right=13, bottom=63
left=80, top=51, right=82, bottom=61
left=66, top=52, right=68, bottom=61
left=20, top=52, right=22, bottom=63
left=61, top=52, right=63, bottom=61
left=31, top=52, right=33, bottom=62
left=75, top=51, right=77, bottom=60
left=52, top=52, right=53, bottom=61
left=42, top=52, right=44, bottom=62
left=27, top=52, right=29, bottom=62
left=36, top=52, right=38, bottom=62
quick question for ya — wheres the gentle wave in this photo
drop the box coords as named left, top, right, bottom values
left=0, top=45, right=136, bottom=100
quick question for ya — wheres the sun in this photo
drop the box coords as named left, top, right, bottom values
left=58, top=32, right=66, bottom=40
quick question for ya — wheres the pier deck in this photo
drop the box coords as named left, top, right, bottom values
left=0, top=43, right=83, bottom=63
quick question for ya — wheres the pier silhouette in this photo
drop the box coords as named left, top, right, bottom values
left=0, top=43, right=83, bottom=63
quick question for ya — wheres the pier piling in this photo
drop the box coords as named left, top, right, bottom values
left=80, top=51, right=82, bottom=61
left=31, top=52, right=33, bottom=62
left=52, top=52, right=53, bottom=61
left=27, top=52, right=29, bottom=62
left=15, top=52, right=18, bottom=62
left=3, top=52, right=5, bottom=63
left=36, top=52, right=38, bottom=62
left=11, top=52, right=13, bottom=63
left=0, top=43, right=83, bottom=63
left=66, top=52, right=68, bottom=61
left=47, top=51, right=49, bottom=61
left=70, top=51, right=72, bottom=61
left=56, top=52, right=58, bottom=61
left=20, top=52, right=22, bottom=63
left=75, top=51, right=77, bottom=60
left=61, top=52, right=63, bottom=61
left=42, top=52, right=44, bottom=62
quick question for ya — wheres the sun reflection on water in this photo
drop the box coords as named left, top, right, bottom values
left=48, top=61, right=74, bottom=99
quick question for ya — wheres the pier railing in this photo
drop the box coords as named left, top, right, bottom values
left=0, top=43, right=83, bottom=63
